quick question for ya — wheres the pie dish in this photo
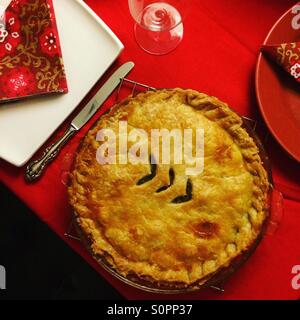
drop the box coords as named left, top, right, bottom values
left=68, top=89, right=270, bottom=291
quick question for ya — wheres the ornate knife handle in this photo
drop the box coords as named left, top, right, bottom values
left=25, top=126, right=77, bottom=182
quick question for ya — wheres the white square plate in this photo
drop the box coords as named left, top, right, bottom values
left=0, top=0, right=124, bottom=167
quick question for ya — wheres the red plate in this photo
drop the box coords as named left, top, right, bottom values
left=256, top=3, right=300, bottom=162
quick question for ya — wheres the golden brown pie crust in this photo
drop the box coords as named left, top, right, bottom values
left=68, top=89, right=269, bottom=288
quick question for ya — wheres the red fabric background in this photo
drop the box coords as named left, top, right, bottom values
left=0, top=0, right=300, bottom=299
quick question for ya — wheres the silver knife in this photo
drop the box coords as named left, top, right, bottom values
left=25, top=61, right=135, bottom=182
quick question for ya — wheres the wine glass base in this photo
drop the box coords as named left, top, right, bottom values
left=134, top=22, right=183, bottom=55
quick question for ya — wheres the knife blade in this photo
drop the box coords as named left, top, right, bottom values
left=72, top=61, right=134, bottom=130
left=25, top=61, right=135, bottom=182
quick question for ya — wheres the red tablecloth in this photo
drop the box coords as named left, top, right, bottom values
left=1, top=0, right=300, bottom=300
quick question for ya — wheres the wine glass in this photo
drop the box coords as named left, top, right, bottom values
left=128, top=0, right=187, bottom=55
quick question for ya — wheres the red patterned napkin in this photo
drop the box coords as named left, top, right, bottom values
left=0, top=0, right=67, bottom=102
left=261, top=42, right=300, bottom=83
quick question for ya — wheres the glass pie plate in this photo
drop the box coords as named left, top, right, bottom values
left=68, top=94, right=275, bottom=294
